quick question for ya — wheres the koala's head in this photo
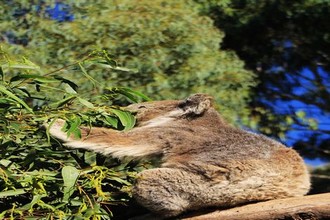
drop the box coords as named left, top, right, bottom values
left=125, top=94, right=214, bottom=125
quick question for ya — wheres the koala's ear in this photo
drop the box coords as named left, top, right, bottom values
left=178, top=93, right=214, bottom=116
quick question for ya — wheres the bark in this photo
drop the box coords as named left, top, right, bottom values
left=182, top=193, right=330, bottom=220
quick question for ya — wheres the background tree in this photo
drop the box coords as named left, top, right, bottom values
left=0, top=0, right=255, bottom=124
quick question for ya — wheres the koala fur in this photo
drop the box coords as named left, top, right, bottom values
left=48, top=94, right=310, bottom=218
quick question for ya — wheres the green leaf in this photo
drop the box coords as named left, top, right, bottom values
left=84, top=151, right=97, bottom=165
left=15, top=87, right=31, bottom=98
left=107, top=87, right=151, bottom=102
left=77, top=97, right=94, bottom=108
left=10, top=74, right=58, bottom=83
left=285, top=116, right=294, bottom=125
left=20, top=194, right=44, bottom=210
left=103, top=50, right=117, bottom=67
left=78, top=63, right=98, bottom=86
left=295, top=110, right=306, bottom=119
left=120, top=87, right=151, bottom=102
left=53, top=76, right=79, bottom=92
left=110, top=109, right=136, bottom=131
left=308, top=118, right=318, bottom=130
left=2, top=63, right=40, bottom=70
left=65, top=117, right=82, bottom=139
left=103, top=115, right=118, bottom=128
left=0, top=85, right=33, bottom=113
left=48, top=95, right=76, bottom=108
left=62, top=166, right=80, bottom=203
left=0, top=98, right=15, bottom=106
left=109, top=176, right=131, bottom=185
left=0, top=188, right=28, bottom=198
left=64, top=84, right=77, bottom=94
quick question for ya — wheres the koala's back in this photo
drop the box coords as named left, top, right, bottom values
left=156, top=123, right=310, bottom=209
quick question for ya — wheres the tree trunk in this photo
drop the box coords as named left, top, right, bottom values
left=182, top=193, right=330, bottom=220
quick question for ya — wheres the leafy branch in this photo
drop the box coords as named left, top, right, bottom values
left=0, top=50, right=150, bottom=219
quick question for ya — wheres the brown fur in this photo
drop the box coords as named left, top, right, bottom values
left=48, top=94, right=310, bottom=217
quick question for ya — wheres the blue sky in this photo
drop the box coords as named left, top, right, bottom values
left=274, top=67, right=330, bottom=166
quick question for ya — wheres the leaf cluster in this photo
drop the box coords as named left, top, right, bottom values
left=0, top=49, right=149, bottom=219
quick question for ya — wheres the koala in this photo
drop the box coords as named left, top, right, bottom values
left=48, top=94, right=310, bottom=218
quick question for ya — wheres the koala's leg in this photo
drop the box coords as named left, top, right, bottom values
left=132, top=168, right=204, bottom=218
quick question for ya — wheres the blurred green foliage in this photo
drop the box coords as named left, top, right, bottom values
left=0, top=0, right=255, bottom=124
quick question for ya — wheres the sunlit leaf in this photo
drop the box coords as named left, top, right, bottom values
left=0, top=85, right=33, bottom=113
left=2, top=63, right=40, bottom=70
left=0, top=189, right=28, bottom=198
left=65, top=117, right=82, bottom=139
left=103, top=115, right=118, bottom=128
left=110, top=108, right=136, bottom=131
left=64, top=84, right=77, bottom=94
left=62, top=166, right=80, bottom=203
left=295, top=110, right=306, bottom=119
left=308, top=118, right=318, bottom=130
left=77, top=97, right=94, bottom=108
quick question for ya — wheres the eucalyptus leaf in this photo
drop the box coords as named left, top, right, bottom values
left=62, top=166, right=80, bottom=203
left=54, top=76, right=79, bottom=92
left=107, top=87, right=151, bottom=103
left=0, top=98, right=15, bottom=105
left=103, top=115, right=118, bottom=128
left=10, top=74, right=58, bottom=83
left=0, top=189, right=28, bottom=198
left=20, top=195, right=44, bottom=210
left=66, top=117, right=82, bottom=139
left=110, top=109, right=136, bottom=131
left=2, top=63, right=40, bottom=70
left=48, top=95, right=76, bottom=108
left=77, top=97, right=94, bottom=108
left=0, top=85, right=33, bottom=113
